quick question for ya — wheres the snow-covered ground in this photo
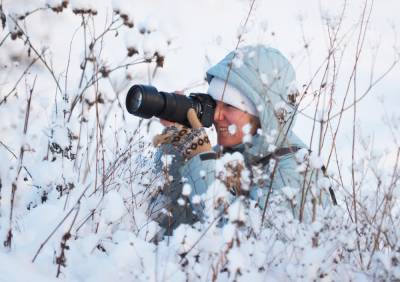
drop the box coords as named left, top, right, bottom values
left=0, top=0, right=399, bottom=281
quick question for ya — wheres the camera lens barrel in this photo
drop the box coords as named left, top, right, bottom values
left=157, top=92, right=195, bottom=124
left=126, top=84, right=215, bottom=127
left=126, top=85, right=164, bottom=118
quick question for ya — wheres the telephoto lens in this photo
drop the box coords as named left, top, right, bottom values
left=126, top=84, right=216, bottom=128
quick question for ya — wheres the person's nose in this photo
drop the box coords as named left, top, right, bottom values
left=214, top=102, right=225, bottom=122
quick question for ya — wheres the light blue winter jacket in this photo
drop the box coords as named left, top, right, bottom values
left=149, top=45, right=331, bottom=234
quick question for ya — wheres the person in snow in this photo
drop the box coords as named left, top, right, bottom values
left=148, top=45, right=334, bottom=236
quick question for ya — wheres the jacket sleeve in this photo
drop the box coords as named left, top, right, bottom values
left=147, top=144, right=185, bottom=219
left=179, top=152, right=218, bottom=217
left=148, top=145, right=209, bottom=234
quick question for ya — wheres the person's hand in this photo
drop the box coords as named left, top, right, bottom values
left=153, top=109, right=212, bottom=160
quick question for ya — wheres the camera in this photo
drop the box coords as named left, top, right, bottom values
left=126, top=84, right=216, bottom=128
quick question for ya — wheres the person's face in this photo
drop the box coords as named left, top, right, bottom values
left=213, top=101, right=260, bottom=148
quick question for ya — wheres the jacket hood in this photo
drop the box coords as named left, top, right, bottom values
left=206, top=45, right=305, bottom=155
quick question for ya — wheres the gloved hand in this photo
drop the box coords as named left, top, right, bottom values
left=153, top=109, right=212, bottom=160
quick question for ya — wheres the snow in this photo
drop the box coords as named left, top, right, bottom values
left=317, top=177, right=331, bottom=191
left=124, top=29, right=142, bottom=56
left=45, top=0, right=62, bottom=7
left=177, top=198, right=185, bottom=206
left=265, top=133, right=275, bottom=144
left=295, top=148, right=310, bottom=163
left=51, top=126, right=70, bottom=148
left=228, top=124, right=237, bottom=135
left=70, top=0, right=97, bottom=14
left=226, top=247, right=248, bottom=273
left=267, top=144, right=277, bottom=152
left=0, top=0, right=399, bottom=281
left=172, top=224, right=200, bottom=254
left=274, top=101, right=290, bottom=121
left=102, top=190, right=125, bottom=223
left=242, top=123, right=252, bottom=135
left=281, top=186, right=297, bottom=200
left=112, top=0, right=134, bottom=23
left=309, top=152, right=324, bottom=169
left=222, top=223, right=235, bottom=243
left=205, top=179, right=231, bottom=207
left=232, top=49, right=244, bottom=68
left=182, top=183, right=192, bottom=196
left=228, top=199, right=246, bottom=223
left=191, top=195, right=201, bottom=205
left=138, top=16, right=159, bottom=34
left=242, top=133, right=252, bottom=143
left=242, top=123, right=252, bottom=143
left=161, top=154, right=174, bottom=167
left=260, top=72, right=269, bottom=85
left=142, top=31, right=168, bottom=59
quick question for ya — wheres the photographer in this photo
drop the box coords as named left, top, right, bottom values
left=146, top=45, right=331, bottom=236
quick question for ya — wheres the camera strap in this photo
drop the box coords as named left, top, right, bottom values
left=258, top=146, right=338, bottom=206
left=257, top=146, right=302, bottom=166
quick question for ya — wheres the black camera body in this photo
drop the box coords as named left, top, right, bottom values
left=126, top=84, right=216, bottom=128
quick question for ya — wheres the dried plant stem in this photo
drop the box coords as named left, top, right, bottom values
left=261, top=159, right=279, bottom=225
left=68, top=58, right=148, bottom=121
left=4, top=76, right=36, bottom=248
left=56, top=205, right=80, bottom=278
left=0, top=32, right=10, bottom=47
left=0, top=141, right=33, bottom=179
left=78, top=15, right=89, bottom=89
left=0, top=56, right=39, bottom=106
left=32, top=183, right=91, bottom=263
left=10, top=17, right=62, bottom=94
left=216, top=0, right=256, bottom=119
left=3, top=182, right=17, bottom=248
left=366, top=147, right=400, bottom=268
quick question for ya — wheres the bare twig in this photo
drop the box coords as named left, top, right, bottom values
left=56, top=205, right=80, bottom=278
left=0, top=56, right=39, bottom=106
left=10, top=17, right=63, bottom=94
left=32, top=184, right=90, bottom=262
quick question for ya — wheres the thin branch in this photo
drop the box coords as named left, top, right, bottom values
left=0, top=56, right=39, bottom=106
left=10, top=17, right=63, bottom=93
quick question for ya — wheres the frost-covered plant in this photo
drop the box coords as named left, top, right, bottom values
left=0, top=0, right=171, bottom=277
left=0, top=0, right=399, bottom=281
